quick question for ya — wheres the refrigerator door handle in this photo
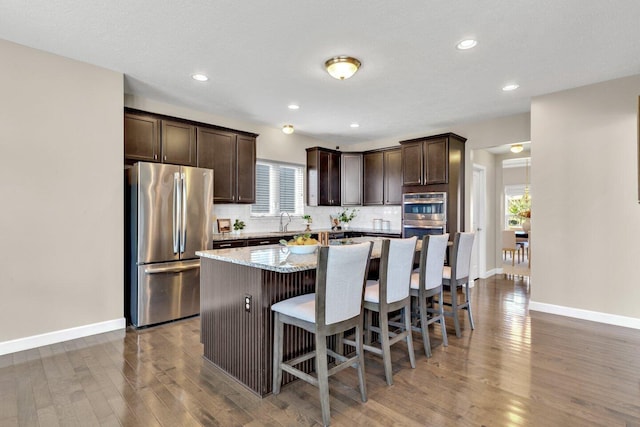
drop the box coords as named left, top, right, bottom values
left=173, top=172, right=180, bottom=254
left=144, top=260, right=200, bottom=275
left=180, top=172, right=187, bottom=253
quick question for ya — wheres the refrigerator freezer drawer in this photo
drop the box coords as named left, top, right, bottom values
left=134, top=259, right=200, bottom=327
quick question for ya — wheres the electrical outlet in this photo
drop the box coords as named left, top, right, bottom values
left=244, top=294, right=251, bottom=312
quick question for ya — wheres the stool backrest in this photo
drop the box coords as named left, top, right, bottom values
left=451, top=232, right=475, bottom=280
left=419, top=233, right=449, bottom=290
left=379, top=237, right=417, bottom=304
left=317, top=241, right=373, bottom=326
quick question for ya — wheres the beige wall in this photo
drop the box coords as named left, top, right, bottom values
left=530, top=74, right=640, bottom=322
left=0, top=40, right=124, bottom=345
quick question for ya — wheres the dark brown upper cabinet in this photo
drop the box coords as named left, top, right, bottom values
left=363, top=148, right=402, bottom=206
left=306, top=147, right=341, bottom=206
left=161, top=120, right=197, bottom=166
left=125, top=113, right=196, bottom=166
left=400, top=133, right=466, bottom=186
left=363, top=151, right=384, bottom=205
left=124, top=113, right=161, bottom=162
left=197, top=128, right=256, bottom=204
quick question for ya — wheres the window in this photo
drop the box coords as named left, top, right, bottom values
left=251, top=160, right=305, bottom=217
left=505, top=185, right=530, bottom=228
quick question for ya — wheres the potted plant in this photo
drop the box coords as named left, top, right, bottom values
left=233, top=219, right=245, bottom=233
left=302, top=214, right=312, bottom=231
left=337, top=208, right=358, bottom=230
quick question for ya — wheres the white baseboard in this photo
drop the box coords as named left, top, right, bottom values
left=529, top=301, right=640, bottom=330
left=481, top=268, right=501, bottom=278
left=0, top=318, right=126, bottom=356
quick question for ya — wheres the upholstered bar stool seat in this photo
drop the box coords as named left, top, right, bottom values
left=272, top=241, right=373, bottom=427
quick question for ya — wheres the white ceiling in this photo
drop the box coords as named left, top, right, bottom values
left=2, top=1, right=640, bottom=145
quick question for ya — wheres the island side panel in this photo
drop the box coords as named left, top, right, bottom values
left=200, top=257, right=317, bottom=397
left=201, top=258, right=264, bottom=395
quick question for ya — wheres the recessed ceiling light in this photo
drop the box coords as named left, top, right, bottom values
left=192, top=73, right=209, bottom=82
left=282, top=124, right=294, bottom=134
left=288, top=104, right=300, bottom=110
left=456, top=39, right=477, bottom=50
left=350, top=123, right=360, bottom=128
left=502, top=83, right=520, bottom=91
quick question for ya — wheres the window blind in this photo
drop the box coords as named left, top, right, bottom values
left=251, top=160, right=304, bottom=216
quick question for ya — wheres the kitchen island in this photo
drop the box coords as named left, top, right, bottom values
left=196, top=237, right=386, bottom=397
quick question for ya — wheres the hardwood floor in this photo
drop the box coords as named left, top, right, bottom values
left=2, top=274, right=639, bottom=426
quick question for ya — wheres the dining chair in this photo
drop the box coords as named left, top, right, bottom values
left=408, top=233, right=449, bottom=357
left=502, top=230, right=522, bottom=266
left=271, top=241, right=373, bottom=427
left=359, top=237, right=417, bottom=385
left=442, top=232, right=476, bottom=338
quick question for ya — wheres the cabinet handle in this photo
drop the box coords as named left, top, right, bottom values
left=219, top=243, right=232, bottom=248
left=238, top=196, right=242, bottom=201
left=154, top=154, right=158, bottom=160
left=164, top=155, right=167, bottom=161
left=259, top=241, right=270, bottom=244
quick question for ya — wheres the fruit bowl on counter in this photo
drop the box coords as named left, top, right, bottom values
left=280, top=234, right=319, bottom=254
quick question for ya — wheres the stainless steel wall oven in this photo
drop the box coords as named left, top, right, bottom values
left=402, top=192, right=447, bottom=238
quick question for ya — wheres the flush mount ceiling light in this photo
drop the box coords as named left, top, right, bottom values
left=324, top=56, right=361, bottom=80
left=282, top=124, right=294, bottom=134
left=456, top=39, right=477, bottom=50
left=510, top=144, right=524, bottom=153
left=288, top=104, right=300, bottom=110
left=191, top=73, right=209, bottom=82
left=502, top=83, right=520, bottom=91
left=350, top=123, right=360, bottom=128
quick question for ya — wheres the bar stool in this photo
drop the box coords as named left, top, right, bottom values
left=441, top=232, right=476, bottom=338
left=409, top=233, right=449, bottom=357
left=271, top=241, right=373, bottom=427
left=360, top=237, right=417, bottom=385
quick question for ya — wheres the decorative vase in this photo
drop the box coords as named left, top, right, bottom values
left=342, top=222, right=349, bottom=230
left=522, top=218, right=531, bottom=232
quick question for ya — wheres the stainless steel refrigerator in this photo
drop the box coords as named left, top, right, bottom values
left=125, top=162, right=213, bottom=328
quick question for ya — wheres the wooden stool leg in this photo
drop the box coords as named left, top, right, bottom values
left=315, top=333, right=331, bottom=426
left=272, top=313, right=284, bottom=394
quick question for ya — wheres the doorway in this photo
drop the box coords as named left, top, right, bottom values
left=470, top=164, right=487, bottom=279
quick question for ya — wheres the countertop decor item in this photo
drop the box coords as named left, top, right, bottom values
left=233, top=219, right=245, bottom=231
left=217, top=218, right=231, bottom=233
left=337, top=208, right=358, bottom=229
left=302, top=214, right=312, bottom=231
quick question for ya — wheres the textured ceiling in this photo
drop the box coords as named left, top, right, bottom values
left=2, top=1, right=639, bottom=145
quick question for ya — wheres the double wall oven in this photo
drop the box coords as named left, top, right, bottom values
left=402, top=192, right=447, bottom=238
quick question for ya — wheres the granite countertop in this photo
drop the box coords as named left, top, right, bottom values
left=211, top=227, right=402, bottom=242
left=197, top=236, right=389, bottom=273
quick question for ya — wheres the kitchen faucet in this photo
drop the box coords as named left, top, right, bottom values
left=279, top=212, right=292, bottom=232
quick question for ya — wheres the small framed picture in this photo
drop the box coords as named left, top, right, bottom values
left=217, top=218, right=231, bottom=233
